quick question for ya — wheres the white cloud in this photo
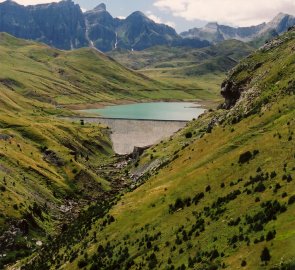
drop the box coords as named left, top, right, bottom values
left=117, top=16, right=126, bottom=20
left=154, top=0, right=295, bottom=26
left=146, top=11, right=176, bottom=28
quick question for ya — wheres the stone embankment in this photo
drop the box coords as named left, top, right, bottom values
left=80, top=117, right=187, bottom=155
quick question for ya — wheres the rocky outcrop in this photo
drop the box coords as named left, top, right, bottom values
left=220, top=79, right=243, bottom=109
left=0, top=134, right=12, bottom=141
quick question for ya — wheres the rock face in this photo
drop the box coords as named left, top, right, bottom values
left=85, top=6, right=209, bottom=52
left=84, top=3, right=120, bottom=51
left=220, top=79, right=243, bottom=109
left=0, top=0, right=88, bottom=50
left=181, top=13, right=295, bottom=43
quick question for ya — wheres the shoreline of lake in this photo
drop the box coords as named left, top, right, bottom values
left=62, top=98, right=219, bottom=111
left=78, top=102, right=205, bottom=121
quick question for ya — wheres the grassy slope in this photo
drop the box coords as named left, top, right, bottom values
left=0, top=32, right=207, bottom=107
left=0, top=31, right=238, bottom=268
left=108, top=40, right=254, bottom=102
left=0, top=32, right=200, bottom=267
left=26, top=30, right=295, bottom=270
left=0, top=109, right=115, bottom=266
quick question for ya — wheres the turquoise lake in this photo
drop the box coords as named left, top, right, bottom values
left=81, top=102, right=205, bottom=121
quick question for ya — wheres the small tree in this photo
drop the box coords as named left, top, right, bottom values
left=260, top=247, right=271, bottom=264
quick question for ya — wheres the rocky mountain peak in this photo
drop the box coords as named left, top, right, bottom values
left=1, top=0, right=20, bottom=6
left=263, top=12, right=295, bottom=34
left=273, top=12, right=289, bottom=20
left=205, top=22, right=219, bottom=28
left=93, top=3, right=106, bottom=12
left=204, top=22, right=219, bottom=32
left=127, top=11, right=147, bottom=20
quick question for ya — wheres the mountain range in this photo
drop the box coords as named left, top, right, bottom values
left=0, top=0, right=209, bottom=51
left=84, top=3, right=207, bottom=52
left=0, top=0, right=295, bottom=52
left=180, top=13, right=295, bottom=44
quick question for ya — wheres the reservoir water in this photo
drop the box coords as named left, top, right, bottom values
left=80, top=102, right=205, bottom=121
left=79, top=102, right=205, bottom=154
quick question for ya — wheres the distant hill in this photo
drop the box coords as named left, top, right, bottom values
left=0, top=32, right=188, bottom=109
left=181, top=13, right=295, bottom=45
left=108, top=40, right=254, bottom=100
left=108, top=39, right=254, bottom=75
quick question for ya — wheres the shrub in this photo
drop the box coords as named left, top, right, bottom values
left=192, top=192, right=204, bottom=205
left=266, top=230, right=276, bottom=241
left=282, top=192, right=288, bottom=198
left=148, top=253, right=158, bottom=269
left=238, top=150, right=259, bottom=164
left=270, top=171, right=277, bottom=179
left=288, top=195, right=295, bottom=205
left=210, top=249, right=219, bottom=260
left=241, top=260, right=247, bottom=267
left=185, top=132, right=193, bottom=139
left=254, top=182, right=266, bottom=192
left=147, top=241, right=152, bottom=249
left=238, top=151, right=252, bottom=164
left=260, top=247, right=271, bottom=263
left=78, top=259, right=88, bottom=268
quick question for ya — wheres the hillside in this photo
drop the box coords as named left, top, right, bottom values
left=0, top=32, right=210, bottom=268
left=108, top=40, right=254, bottom=72
left=0, top=32, right=206, bottom=108
left=108, top=40, right=254, bottom=101
left=20, top=28, right=295, bottom=270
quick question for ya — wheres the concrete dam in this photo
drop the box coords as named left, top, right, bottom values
left=80, top=117, right=187, bottom=155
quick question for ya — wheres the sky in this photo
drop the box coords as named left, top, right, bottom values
left=1, top=0, right=295, bottom=32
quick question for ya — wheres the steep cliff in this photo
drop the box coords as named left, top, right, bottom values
left=0, top=0, right=88, bottom=50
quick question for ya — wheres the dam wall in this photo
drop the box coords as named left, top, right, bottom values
left=80, top=117, right=187, bottom=155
